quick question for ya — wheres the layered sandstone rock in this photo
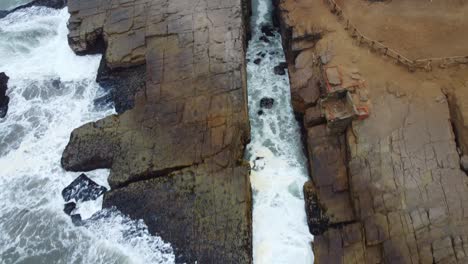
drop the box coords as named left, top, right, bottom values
left=62, top=0, right=252, bottom=263
left=275, top=0, right=468, bottom=263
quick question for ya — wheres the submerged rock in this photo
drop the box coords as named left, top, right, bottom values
left=70, top=214, right=83, bottom=226
left=259, top=36, right=270, bottom=43
left=261, top=24, right=276, bottom=37
left=62, top=174, right=107, bottom=202
left=254, top=58, right=262, bottom=65
left=0, top=72, right=9, bottom=118
left=273, top=62, right=288, bottom=75
left=260, top=97, right=275, bottom=109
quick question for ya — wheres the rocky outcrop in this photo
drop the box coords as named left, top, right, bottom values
left=104, top=164, right=252, bottom=263
left=0, top=72, right=9, bottom=118
left=276, top=0, right=468, bottom=263
left=62, top=0, right=252, bottom=263
left=0, top=0, right=67, bottom=18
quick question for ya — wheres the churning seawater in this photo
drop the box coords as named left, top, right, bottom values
left=245, top=0, right=314, bottom=263
left=0, top=6, right=174, bottom=264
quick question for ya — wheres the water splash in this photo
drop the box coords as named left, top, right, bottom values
left=246, top=0, right=314, bottom=263
left=0, top=7, right=174, bottom=263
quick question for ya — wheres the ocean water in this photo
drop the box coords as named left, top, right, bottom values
left=0, top=0, right=31, bottom=11
left=245, top=0, right=314, bottom=263
left=0, top=6, right=174, bottom=264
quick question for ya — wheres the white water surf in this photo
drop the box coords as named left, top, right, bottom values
left=246, top=0, right=314, bottom=263
left=0, top=7, right=174, bottom=264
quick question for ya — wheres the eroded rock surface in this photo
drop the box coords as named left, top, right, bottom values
left=62, top=0, right=252, bottom=263
left=276, top=0, right=468, bottom=262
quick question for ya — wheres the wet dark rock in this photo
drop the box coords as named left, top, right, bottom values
left=304, top=181, right=330, bottom=235
left=0, top=0, right=67, bottom=19
left=256, top=52, right=266, bottom=58
left=63, top=202, right=76, bottom=215
left=253, top=58, right=262, bottom=65
left=260, top=97, right=275, bottom=109
left=70, top=214, right=83, bottom=226
left=257, top=110, right=264, bottom=116
left=93, top=92, right=113, bottom=110
left=96, top=59, right=146, bottom=114
left=0, top=72, right=9, bottom=118
left=273, top=62, right=288, bottom=75
left=104, top=165, right=252, bottom=264
left=261, top=24, right=276, bottom=37
left=51, top=78, right=61, bottom=89
left=259, top=36, right=270, bottom=43
left=62, top=173, right=107, bottom=202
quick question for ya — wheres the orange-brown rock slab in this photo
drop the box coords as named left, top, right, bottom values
left=276, top=0, right=468, bottom=263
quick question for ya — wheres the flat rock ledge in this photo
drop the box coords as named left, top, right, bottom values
left=276, top=0, right=468, bottom=263
left=62, top=0, right=252, bottom=263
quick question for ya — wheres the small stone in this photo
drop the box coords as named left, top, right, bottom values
left=260, top=97, right=274, bottom=109
left=460, top=155, right=468, bottom=172
left=273, top=62, right=288, bottom=75
left=254, top=58, right=262, bottom=65
left=257, top=110, right=264, bottom=116
left=320, top=54, right=332, bottom=65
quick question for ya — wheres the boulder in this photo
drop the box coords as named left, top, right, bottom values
left=260, top=97, right=275, bottom=109
left=62, top=174, right=107, bottom=202
left=0, top=72, right=9, bottom=118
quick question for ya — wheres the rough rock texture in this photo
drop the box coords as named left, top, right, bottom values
left=276, top=0, right=468, bottom=263
left=62, top=0, right=252, bottom=263
left=0, top=0, right=67, bottom=18
left=104, top=164, right=252, bottom=263
left=0, top=72, right=9, bottom=118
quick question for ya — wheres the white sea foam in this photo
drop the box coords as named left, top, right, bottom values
left=246, top=0, right=314, bottom=263
left=0, top=7, right=174, bottom=263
